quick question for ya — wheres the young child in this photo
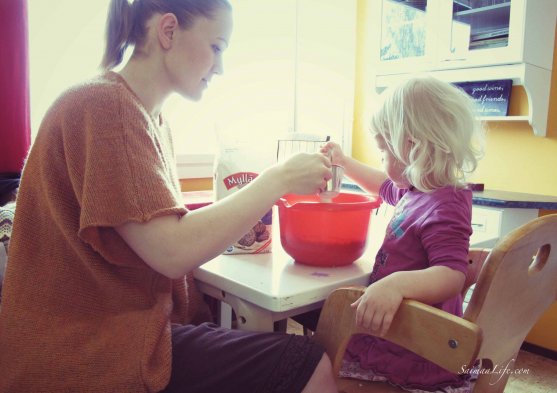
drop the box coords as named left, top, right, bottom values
left=322, top=75, right=484, bottom=392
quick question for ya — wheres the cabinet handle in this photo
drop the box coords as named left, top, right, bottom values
left=440, top=58, right=466, bottom=62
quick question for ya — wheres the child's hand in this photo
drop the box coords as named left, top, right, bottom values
left=351, top=279, right=403, bottom=337
left=320, top=141, right=346, bottom=167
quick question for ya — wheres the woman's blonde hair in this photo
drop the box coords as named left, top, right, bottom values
left=101, top=0, right=231, bottom=70
left=370, top=75, right=484, bottom=192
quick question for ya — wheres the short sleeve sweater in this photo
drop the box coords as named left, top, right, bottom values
left=0, top=72, right=208, bottom=392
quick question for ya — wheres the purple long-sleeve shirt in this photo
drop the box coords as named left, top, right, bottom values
left=341, top=179, right=473, bottom=391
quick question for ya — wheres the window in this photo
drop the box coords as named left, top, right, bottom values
left=28, top=0, right=111, bottom=139
left=29, top=0, right=356, bottom=178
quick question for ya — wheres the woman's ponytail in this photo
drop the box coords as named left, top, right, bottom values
left=100, top=0, right=231, bottom=70
left=101, top=0, right=134, bottom=70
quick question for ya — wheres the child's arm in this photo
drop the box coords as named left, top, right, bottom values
left=351, top=266, right=465, bottom=336
left=321, top=142, right=388, bottom=195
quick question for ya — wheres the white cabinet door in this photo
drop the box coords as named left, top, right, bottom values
left=370, top=0, right=556, bottom=73
left=471, top=205, right=539, bottom=248
left=367, top=0, right=557, bottom=136
left=438, top=0, right=556, bottom=71
left=369, top=0, right=437, bottom=74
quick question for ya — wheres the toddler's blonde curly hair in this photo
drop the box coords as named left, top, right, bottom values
left=371, top=75, right=484, bottom=192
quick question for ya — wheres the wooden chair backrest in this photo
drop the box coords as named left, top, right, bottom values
left=463, top=214, right=557, bottom=391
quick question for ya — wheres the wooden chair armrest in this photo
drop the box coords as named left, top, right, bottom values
left=313, top=287, right=482, bottom=375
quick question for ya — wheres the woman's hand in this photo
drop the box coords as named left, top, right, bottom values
left=351, top=278, right=404, bottom=337
left=117, top=153, right=331, bottom=279
left=278, top=152, right=332, bottom=195
left=320, top=141, right=346, bottom=167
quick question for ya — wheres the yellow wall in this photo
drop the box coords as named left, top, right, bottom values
left=353, top=0, right=557, bottom=351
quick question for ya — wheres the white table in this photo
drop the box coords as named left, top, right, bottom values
left=193, top=205, right=391, bottom=332
left=193, top=204, right=497, bottom=332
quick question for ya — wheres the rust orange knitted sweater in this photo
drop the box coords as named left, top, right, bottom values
left=0, top=72, right=210, bottom=392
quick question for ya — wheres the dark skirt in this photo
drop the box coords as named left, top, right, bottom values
left=162, top=322, right=325, bottom=393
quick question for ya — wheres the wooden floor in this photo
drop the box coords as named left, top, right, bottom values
left=286, top=319, right=557, bottom=392
left=505, top=349, right=557, bottom=392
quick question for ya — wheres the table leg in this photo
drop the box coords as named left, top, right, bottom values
left=195, top=281, right=276, bottom=332
left=222, top=293, right=275, bottom=332
left=274, top=319, right=288, bottom=332
left=219, top=302, right=233, bottom=329
left=195, top=280, right=326, bottom=333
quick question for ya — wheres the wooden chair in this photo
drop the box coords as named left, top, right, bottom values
left=313, top=214, right=557, bottom=393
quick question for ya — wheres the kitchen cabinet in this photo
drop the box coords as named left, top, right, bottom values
left=470, top=189, right=557, bottom=246
left=366, top=0, right=557, bottom=136
left=470, top=204, right=537, bottom=247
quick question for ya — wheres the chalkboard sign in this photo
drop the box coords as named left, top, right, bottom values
left=453, top=79, right=513, bottom=117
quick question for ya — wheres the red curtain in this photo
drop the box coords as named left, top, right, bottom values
left=0, top=0, right=31, bottom=174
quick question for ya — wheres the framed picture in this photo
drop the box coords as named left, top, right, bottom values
left=454, top=79, right=513, bottom=117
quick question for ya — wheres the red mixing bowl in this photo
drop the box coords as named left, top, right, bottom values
left=276, top=193, right=382, bottom=266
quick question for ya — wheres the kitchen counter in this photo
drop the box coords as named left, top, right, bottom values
left=342, top=182, right=557, bottom=210
left=471, top=190, right=557, bottom=210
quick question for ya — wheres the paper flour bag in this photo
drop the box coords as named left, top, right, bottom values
left=214, top=141, right=274, bottom=254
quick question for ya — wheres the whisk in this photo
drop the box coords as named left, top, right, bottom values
left=276, top=134, right=330, bottom=162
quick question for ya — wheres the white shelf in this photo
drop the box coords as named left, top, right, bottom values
left=480, top=116, right=528, bottom=122
left=369, top=0, right=557, bottom=137
left=374, top=63, right=551, bottom=137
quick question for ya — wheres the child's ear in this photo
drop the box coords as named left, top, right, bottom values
left=158, top=13, right=179, bottom=50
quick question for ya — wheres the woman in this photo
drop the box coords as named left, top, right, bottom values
left=0, top=1, right=336, bottom=392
